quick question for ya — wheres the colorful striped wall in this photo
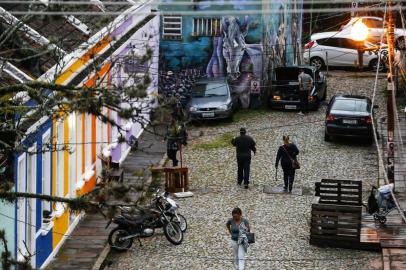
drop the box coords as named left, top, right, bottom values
left=7, top=5, right=159, bottom=268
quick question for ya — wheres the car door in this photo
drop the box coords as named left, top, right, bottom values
left=314, top=70, right=323, bottom=99
left=334, top=38, right=360, bottom=66
left=316, top=38, right=342, bottom=66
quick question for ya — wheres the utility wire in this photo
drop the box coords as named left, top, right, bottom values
left=369, top=3, right=406, bottom=223
left=1, top=6, right=406, bottom=15
left=0, top=0, right=403, bottom=5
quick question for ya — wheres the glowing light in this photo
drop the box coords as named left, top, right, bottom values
left=351, top=20, right=368, bottom=41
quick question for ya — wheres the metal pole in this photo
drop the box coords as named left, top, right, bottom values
left=386, top=0, right=396, bottom=184
left=358, top=41, right=364, bottom=71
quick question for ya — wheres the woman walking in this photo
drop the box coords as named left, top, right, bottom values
left=275, top=135, right=300, bottom=192
left=226, top=207, right=250, bottom=270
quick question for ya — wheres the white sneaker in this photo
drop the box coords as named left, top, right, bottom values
left=297, top=112, right=304, bottom=116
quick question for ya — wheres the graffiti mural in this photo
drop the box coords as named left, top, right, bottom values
left=159, top=0, right=303, bottom=107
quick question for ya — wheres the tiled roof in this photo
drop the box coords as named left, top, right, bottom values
left=0, top=0, right=132, bottom=78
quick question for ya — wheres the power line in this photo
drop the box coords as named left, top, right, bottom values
left=0, top=6, right=405, bottom=16
left=0, top=0, right=403, bottom=6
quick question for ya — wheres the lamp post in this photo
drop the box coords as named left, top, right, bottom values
left=351, top=20, right=368, bottom=71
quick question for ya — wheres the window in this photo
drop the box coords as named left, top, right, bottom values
left=77, top=113, right=83, bottom=179
left=317, top=38, right=340, bottom=47
left=16, top=154, right=26, bottom=262
left=332, top=99, right=369, bottom=112
left=85, top=114, right=92, bottom=170
left=363, top=18, right=383, bottom=29
left=339, top=38, right=358, bottom=50
left=42, top=132, right=51, bottom=215
left=192, top=83, right=228, bottom=97
left=162, top=15, right=182, bottom=40
left=56, top=122, right=64, bottom=197
left=68, top=113, right=77, bottom=197
left=192, top=18, right=221, bottom=36
left=26, top=149, right=36, bottom=264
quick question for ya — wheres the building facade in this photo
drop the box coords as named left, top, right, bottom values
left=0, top=1, right=159, bottom=268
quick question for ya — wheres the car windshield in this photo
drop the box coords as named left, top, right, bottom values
left=192, top=83, right=227, bottom=97
left=274, top=68, right=312, bottom=81
left=332, top=99, right=369, bottom=112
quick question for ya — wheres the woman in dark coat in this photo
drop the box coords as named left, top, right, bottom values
left=275, top=135, right=299, bottom=192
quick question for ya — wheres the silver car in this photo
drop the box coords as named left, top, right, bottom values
left=188, top=78, right=238, bottom=120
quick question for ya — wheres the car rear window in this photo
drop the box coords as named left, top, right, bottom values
left=274, top=68, right=312, bottom=81
left=192, top=83, right=227, bottom=97
left=331, top=99, right=369, bottom=112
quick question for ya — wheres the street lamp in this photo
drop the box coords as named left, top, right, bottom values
left=351, top=20, right=369, bottom=70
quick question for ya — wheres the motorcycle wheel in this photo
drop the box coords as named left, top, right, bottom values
left=108, top=228, right=133, bottom=251
left=163, top=222, right=183, bottom=245
left=171, top=214, right=188, bottom=232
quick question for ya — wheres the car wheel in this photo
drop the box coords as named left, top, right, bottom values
left=369, top=59, right=385, bottom=72
left=324, top=132, right=331, bottom=142
left=310, top=57, right=325, bottom=70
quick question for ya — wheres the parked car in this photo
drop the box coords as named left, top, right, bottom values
left=324, top=95, right=377, bottom=144
left=188, top=78, right=239, bottom=120
left=268, top=66, right=327, bottom=110
left=303, top=32, right=388, bottom=71
left=340, top=16, right=406, bottom=43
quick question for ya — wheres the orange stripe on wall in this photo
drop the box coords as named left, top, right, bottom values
left=81, top=113, right=85, bottom=176
left=55, top=36, right=112, bottom=85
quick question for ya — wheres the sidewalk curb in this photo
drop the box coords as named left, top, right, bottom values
left=92, top=154, right=168, bottom=270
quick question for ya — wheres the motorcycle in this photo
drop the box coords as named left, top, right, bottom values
left=106, top=202, right=183, bottom=251
left=153, top=190, right=188, bottom=233
left=120, top=190, right=188, bottom=233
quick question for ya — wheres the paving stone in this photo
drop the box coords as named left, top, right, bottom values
left=263, top=185, right=302, bottom=195
left=107, top=71, right=385, bottom=270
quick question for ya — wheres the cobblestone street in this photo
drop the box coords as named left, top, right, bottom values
left=108, top=71, right=387, bottom=270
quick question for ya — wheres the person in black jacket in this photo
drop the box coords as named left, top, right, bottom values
left=231, top=128, right=256, bottom=189
left=275, top=135, right=299, bottom=192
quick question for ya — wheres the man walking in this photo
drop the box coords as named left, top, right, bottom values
left=298, top=68, right=313, bottom=115
left=231, top=128, right=256, bottom=189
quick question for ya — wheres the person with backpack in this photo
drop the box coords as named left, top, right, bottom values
left=275, top=135, right=300, bottom=192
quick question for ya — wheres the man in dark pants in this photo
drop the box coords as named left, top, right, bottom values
left=231, top=128, right=256, bottom=189
left=298, top=69, right=313, bottom=115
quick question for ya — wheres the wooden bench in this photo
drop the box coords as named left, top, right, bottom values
left=315, top=179, right=362, bottom=206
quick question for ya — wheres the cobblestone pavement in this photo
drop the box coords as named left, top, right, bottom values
left=108, top=71, right=386, bottom=270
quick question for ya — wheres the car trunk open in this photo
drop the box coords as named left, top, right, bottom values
left=271, top=67, right=313, bottom=100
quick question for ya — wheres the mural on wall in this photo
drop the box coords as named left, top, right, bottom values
left=159, top=0, right=303, bottom=107
left=265, top=0, right=303, bottom=69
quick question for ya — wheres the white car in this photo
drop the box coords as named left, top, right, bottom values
left=340, top=16, right=406, bottom=43
left=303, top=31, right=388, bottom=70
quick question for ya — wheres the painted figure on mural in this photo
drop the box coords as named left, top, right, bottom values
left=291, top=0, right=301, bottom=65
left=221, top=16, right=249, bottom=81
left=275, top=5, right=286, bottom=67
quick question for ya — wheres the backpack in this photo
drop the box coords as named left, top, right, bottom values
left=367, top=187, right=379, bottom=214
